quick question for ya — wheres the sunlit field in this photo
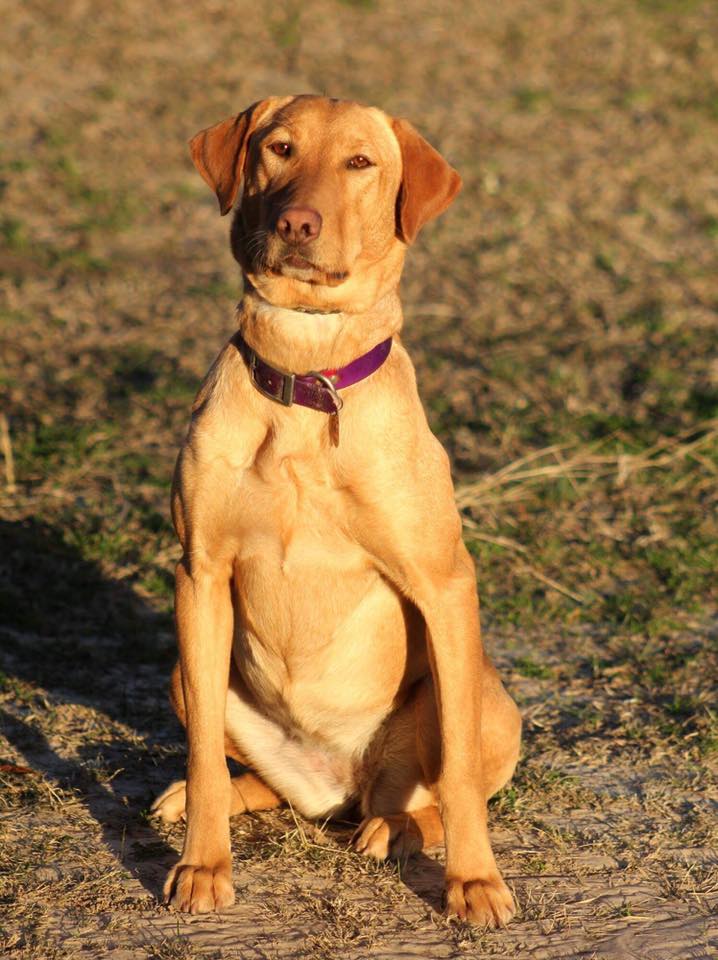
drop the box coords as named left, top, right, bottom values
left=1, top=2, right=716, bottom=957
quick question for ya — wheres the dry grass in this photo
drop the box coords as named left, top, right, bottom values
left=456, top=420, right=718, bottom=510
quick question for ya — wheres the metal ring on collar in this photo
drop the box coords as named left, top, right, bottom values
left=306, top=371, right=344, bottom=412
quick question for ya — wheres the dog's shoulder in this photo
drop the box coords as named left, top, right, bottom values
left=177, top=335, right=266, bottom=489
left=190, top=333, right=248, bottom=418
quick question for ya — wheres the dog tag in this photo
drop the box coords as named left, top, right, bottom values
left=329, top=411, right=340, bottom=447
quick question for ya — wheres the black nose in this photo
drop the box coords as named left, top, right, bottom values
left=276, top=206, right=323, bottom=245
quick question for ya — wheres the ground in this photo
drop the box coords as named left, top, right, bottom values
left=1, top=0, right=717, bottom=957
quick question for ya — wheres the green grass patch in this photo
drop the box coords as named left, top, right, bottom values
left=513, top=87, right=553, bottom=113
left=513, top=657, right=553, bottom=680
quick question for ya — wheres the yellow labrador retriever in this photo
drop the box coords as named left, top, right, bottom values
left=152, top=95, right=521, bottom=927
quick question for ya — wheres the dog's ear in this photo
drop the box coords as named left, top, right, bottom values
left=189, top=98, right=284, bottom=216
left=392, top=119, right=462, bottom=244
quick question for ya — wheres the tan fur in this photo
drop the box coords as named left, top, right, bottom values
left=153, top=95, right=521, bottom=927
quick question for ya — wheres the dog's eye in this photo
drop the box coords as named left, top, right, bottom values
left=269, top=142, right=292, bottom=157
left=347, top=155, right=372, bottom=169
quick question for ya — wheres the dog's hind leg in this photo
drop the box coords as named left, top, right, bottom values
left=353, top=677, right=442, bottom=859
left=353, top=806, right=444, bottom=859
left=152, top=769, right=281, bottom=823
left=354, top=667, right=520, bottom=861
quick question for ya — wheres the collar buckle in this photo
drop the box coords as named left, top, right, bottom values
left=250, top=350, right=296, bottom=406
left=280, top=372, right=296, bottom=406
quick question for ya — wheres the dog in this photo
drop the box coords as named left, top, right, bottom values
left=151, top=94, right=521, bottom=928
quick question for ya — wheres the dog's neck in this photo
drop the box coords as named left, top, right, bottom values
left=237, top=287, right=403, bottom=373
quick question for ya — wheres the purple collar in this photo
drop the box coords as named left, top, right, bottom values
left=236, top=334, right=392, bottom=415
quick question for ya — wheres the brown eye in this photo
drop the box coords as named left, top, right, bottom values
left=269, top=142, right=291, bottom=157
left=347, top=155, right=372, bottom=169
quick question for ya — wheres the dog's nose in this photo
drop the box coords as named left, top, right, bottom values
left=276, top=207, right=322, bottom=245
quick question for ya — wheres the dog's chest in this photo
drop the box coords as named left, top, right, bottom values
left=235, top=435, right=365, bottom=597
left=228, top=430, right=411, bottom=751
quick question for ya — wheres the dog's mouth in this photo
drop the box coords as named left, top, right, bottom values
left=238, top=221, right=350, bottom=288
left=267, top=251, right=349, bottom=287
left=283, top=253, right=314, bottom=270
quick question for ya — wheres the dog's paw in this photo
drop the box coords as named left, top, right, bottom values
left=151, top=780, right=187, bottom=823
left=352, top=814, right=424, bottom=860
left=445, top=873, right=516, bottom=928
left=163, top=859, right=234, bottom=914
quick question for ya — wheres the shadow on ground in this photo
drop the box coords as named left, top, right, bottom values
left=0, top=516, right=186, bottom=900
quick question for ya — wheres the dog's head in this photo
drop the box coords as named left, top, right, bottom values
left=190, top=95, right=461, bottom=313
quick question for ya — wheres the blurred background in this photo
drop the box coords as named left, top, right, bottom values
left=1, top=1, right=717, bottom=956
left=2, top=1, right=717, bottom=637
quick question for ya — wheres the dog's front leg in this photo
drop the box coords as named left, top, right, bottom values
left=163, top=554, right=235, bottom=913
left=354, top=430, right=516, bottom=927
left=416, top=547, right=515, bottom=927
